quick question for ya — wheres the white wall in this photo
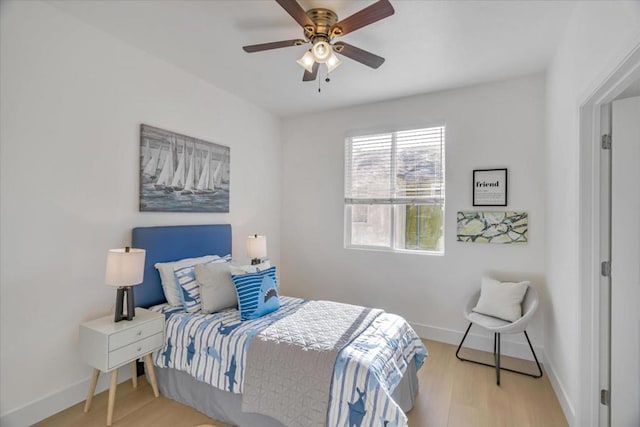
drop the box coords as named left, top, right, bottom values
left=545, top=2, right=640, bottom=425
left=281, top=75, right=547, bottom=359
left=0, top=1, right=282, bottom=424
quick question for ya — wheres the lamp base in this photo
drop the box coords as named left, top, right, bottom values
left=114, top=286, right=136, bottom=322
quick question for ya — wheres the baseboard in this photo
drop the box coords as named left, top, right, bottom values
left=0, top=367, right=133, bottom=427
left=409, top=321, right=545, bottom=363
left=542, top=350, right=576, bottom=426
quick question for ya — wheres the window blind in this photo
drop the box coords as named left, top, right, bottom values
left=345, top=126, right=445, bottom=204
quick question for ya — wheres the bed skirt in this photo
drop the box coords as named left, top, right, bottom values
left=152, top=360, right=420, bottom=427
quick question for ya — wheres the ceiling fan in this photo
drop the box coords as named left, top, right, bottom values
left=242, top=0, right=395, bottom=82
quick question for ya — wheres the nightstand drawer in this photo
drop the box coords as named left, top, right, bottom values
left=108, top=332, right=163, bottom=369
left=108, top=317, right=163, bottom=351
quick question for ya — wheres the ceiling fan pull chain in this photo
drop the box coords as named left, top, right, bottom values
left=317, top=66, right=331, bottom=92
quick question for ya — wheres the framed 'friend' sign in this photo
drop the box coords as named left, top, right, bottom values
left=473, top=168, right=507, bottom=206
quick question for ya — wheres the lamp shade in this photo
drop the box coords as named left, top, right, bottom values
left=326, top=51, right=342, bottom=73
left=246, top=235, right=267, bottom=260
left=296, top=50, right=315, bottom=73
left=312, top=40, right=331, bottom=63
left=105, top=248, right=146, bottom=287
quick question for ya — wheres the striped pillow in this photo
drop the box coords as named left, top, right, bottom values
left=175, top=254, right=231, bottom=313
left=155, top=254, right=222, bottom=306
left=231, top=266, right=280, bottom=320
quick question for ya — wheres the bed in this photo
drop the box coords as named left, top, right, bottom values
left=132, top=224, right=427, bottom=427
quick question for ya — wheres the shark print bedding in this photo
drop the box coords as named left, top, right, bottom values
left=150, top=296, right=427, bottom=427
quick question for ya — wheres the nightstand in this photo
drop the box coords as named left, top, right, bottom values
left=79, top=307, right=164, bottom=426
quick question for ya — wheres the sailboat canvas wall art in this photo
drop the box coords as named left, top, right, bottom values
left=139, top=124, right=230, bottom=212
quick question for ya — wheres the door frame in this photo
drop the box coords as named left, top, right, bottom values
left=577, top=42, right=640, bottom=426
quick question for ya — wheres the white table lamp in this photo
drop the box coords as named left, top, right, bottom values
left=105, top=247, right=145, bottom=322
left=247, top=235, right=267, bottom=265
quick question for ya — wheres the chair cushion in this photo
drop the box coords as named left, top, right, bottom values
left=467, top=311, right=512, bottom=329
left=472, top=277, right=529, bottom=322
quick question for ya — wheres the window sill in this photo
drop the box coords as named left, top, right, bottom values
left=345, top=245, right=444, bottom=256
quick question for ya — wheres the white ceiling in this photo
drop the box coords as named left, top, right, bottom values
left=51, top=0, right=576, bottom=117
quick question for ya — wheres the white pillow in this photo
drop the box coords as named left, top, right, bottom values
left=195, top=262, right=238, bottom=314
left=155, top=255, right=222, bottom=306
left=472, top=277, right=529, bottom=322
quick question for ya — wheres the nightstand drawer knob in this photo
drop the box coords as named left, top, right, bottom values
left=136, top=331, right=142, bottom=336
left=137, top=347, right=142, bottom=352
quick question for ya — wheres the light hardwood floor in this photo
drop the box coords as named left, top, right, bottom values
left=408, top=340, right=567, bottom=427
left=36, top=339, right=567, bottom=427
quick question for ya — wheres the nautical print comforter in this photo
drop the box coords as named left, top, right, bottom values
left=150, top=296, right=427, bottom=427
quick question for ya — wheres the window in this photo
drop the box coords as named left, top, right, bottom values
left=344, top=126, right=445, bottom=253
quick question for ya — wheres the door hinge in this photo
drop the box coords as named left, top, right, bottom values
left=601, top=134, right=612, bottom=150
left=601, top=389, right=610, bottom=406
left=601, top=261, right=611, bottom=277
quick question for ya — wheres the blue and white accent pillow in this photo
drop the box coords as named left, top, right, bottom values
left=155, top=254, right=222, bottom=306
left=174, top=254, right=231, bottom=313
left=231, top=266, right=280, bottom=320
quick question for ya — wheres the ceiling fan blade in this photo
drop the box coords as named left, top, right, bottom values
left=330, top=0, right=394, bottom=37
left=275, top=0, right=316, bottom=30
left=333, top=42, right=385, bottom=69
left=302, top=62, right=320, bottom=81
left=243, top=39, right=306, bottom=53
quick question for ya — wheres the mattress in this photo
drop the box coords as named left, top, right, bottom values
left=149, top=296, right=427, bottom=426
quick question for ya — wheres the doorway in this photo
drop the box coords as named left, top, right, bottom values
left=578, top=47, right=640, bottom=427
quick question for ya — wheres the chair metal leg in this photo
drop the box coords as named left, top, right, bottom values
left=456, top=324, right=543, bottom=383
left=524, top=331, right=543, bottom=378
left=496, top=333, right=501, bottom=385
left=455, top=323, right=473, bottom=361
left=457, top=323, right=499, bottom=370
left=493, top=333, right=497, bottom=356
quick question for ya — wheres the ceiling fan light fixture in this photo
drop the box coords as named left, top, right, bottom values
left=243, top=0, right=395, bottom=82
left=296, top=50, right=315, bottom=73
left=326, top=51, right=342, bottom=73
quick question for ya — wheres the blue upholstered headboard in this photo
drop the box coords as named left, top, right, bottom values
left=132, top=224, right=232, bottom=308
